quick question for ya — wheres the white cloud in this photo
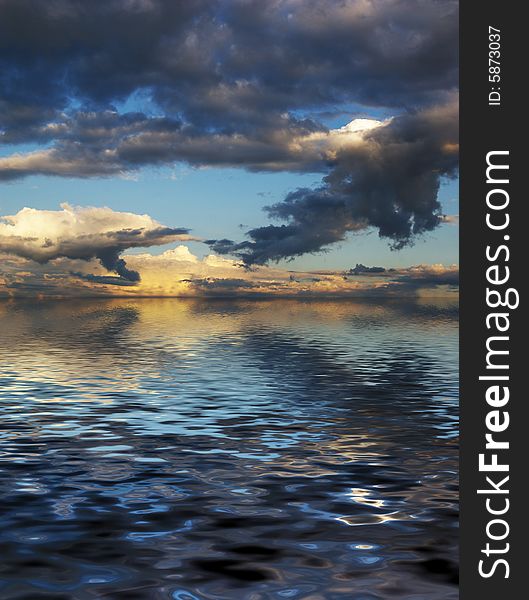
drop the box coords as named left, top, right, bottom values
left=0, top=204, right=192, bottom=280
left=441, top=214, right=459, bottom=225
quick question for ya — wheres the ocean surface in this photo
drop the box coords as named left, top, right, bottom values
left=0, top=298, right=458, bottom=599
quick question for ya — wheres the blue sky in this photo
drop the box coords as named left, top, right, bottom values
left=0, top=165, right=458, bottom=270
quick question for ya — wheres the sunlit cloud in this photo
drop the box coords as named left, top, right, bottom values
left=0, top=241, right=458, bottom=299
left=0, top=204, right=193, bottom=281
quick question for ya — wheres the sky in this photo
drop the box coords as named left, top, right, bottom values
left=0, top=0, right=459, bottom=298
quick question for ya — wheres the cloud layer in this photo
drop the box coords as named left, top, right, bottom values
left=0, top=0, right=457, bottom=139
left=0, top=204, right=191, bottom=281
left=0, top=240, right=458, bottom=299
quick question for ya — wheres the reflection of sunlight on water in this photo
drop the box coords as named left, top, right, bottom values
left=336, top=511, right=404, bottom=527
left=347, top=487, right=386, bottom=508
left=0, top=298, right=458, bottom=599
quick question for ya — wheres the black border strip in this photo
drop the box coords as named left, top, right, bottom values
left=460, top=1, right=525, bottom=596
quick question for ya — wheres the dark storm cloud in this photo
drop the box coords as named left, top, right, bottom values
left=0, top=110, right=328, bottom=180
left=0, top=0, right=210, bottom=136
left=0, top=0, right=458, bottom=261
left=0, top=0, right=457, bottom=133
left=347, top=264, right=386, bottom=275
left=395, top=268, right=459, bottom=289
left=71, top=272, right=138, bottom=286
left=183, top=277, right=256, bottom=292
left=209, top=101, right=459, bottom=264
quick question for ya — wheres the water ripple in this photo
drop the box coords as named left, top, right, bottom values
left=0, top=298, right=458, bottom=599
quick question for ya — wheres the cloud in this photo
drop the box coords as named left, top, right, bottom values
left=71, top=272, right=139, bottom=286
left=209, top=100, right=459, bottom=264
left=0, top=113, right=327, bottom=180
left=0, top=111, right=387, bottom=180
left=0, top=0, right=458, bottom=259
left=0, top=1, right=457, bottom=137
left=347, top=264, right=386, bottom=275
left=392, top=264, right=459, bottom=289
left=0, top=242, right=458, bottom=299
left=0, top=204, right=191, bottom=281
left=0, top=0, right=457, bottom=178
left=183, top=278, right=256, bottom=292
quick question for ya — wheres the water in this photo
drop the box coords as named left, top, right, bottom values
left=0, top=298, right=458, bottom=599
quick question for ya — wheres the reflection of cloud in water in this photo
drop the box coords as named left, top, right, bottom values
left=0, top=298, right=458, bottom=598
